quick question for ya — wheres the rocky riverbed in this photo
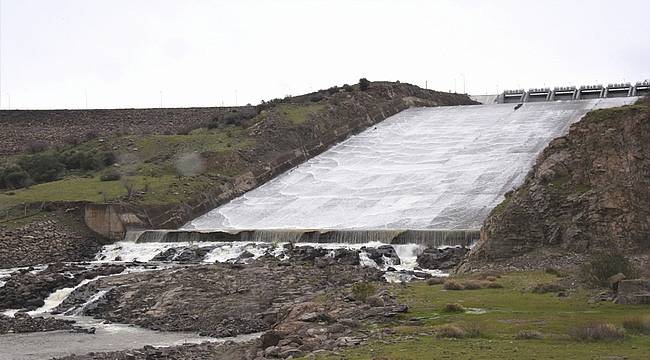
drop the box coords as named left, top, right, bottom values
left=0, top=241, right=469, bottom=359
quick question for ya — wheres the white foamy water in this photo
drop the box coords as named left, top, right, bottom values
left=186, top=98, right=637, bottom=231
left=93, top=241, right=447, bottom=283
left=28, top=278, right=101, bottom=316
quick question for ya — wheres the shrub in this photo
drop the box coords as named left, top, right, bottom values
left=0, top=165, right=32, bottom=189
left=427, top=277, right=446, bottom=285
left=532, top=283, right=566, bottom=294
left=486, top=282, right=504, bottom=289
left=359, top=78, right=370, bottom=91
left=462, top=323, right=483, bottom=338
left=435, top=324, right=466, bottom=338
left=351, top=282, right=376, bottom=302
left=97, top=152, right=117, bottom=167
left=100, top=170, right=121, bottom=182
left=61, top=151, right=101, bottom=171
left=485, top=276, right=497, bottom=282
left=545, top=267, right=564, bottom=277
left=442, top=303, right=466, bottom=313
left=581, top=253, right=637, bottom=288
left=516, top=330, right=544, bottom=340
left=342, top=84, right=353, bottom=92
left=463, top=280, right=489, bottom=290
left=211, top=108, right=259, bottom=128
left=17, top=153, right=65, bottom=183
left=443, top=279, right=464, bottom=290
left=622, top=316, right=650, bottom=334
left=309, top=94, right=324, bottom=102
left=569, top=323, right=624, bottom=341
left=327, top=86, right=339, bottom=95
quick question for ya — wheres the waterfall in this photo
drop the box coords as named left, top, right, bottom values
left=127, top=229, right=479, bottom=247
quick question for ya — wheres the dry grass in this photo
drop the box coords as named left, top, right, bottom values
left=569, top=322, right=625, bottom=342
left=427, top=277, right=446, bottom=286
left=443, top=279, right=464, bottom=290
left=622, top=316, right=650, bottom=335
left=545, top=267, right=564, bottom=277
left=435, top=323, right=482, bottom=338
left=486, top=282, right=504, bottom=289
left=442, top=303, right=466, bottom=313
left=462, top=280, right=486, bottom=290
left=435, top=324, right=466, bottom=338
left=485, top=276, right=497, bottom=282
left=515, top=330, right=544, bottom=340
left=462, top=323, right=483, bottom=338
left=531, top=282, right=566, bottom=294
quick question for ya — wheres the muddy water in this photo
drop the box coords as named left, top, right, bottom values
left=0, top=316, right=259, bottom=360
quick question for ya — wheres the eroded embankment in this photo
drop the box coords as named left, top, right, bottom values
left=460, top=98, right=650, bottom=271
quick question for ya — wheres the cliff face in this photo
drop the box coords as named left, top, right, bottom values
left=462, top=98, right=650, bottom=266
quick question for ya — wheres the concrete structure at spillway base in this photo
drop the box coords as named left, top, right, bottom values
left=133, top=98, right=638, bottom=247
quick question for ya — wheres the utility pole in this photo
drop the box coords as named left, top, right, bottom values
left=159, top=91, right=163, bottom=108
left=425, top=80, right=428, bottom=89
left=85, top=90, right=88, bottom=108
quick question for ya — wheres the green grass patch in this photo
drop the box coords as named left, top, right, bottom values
left=276, top=103, right=325, bottom=125
left=309, top=272, right=650, bottom=360
left=0, top=174, right=205, bottom=209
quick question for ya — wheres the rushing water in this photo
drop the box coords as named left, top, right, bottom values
left=186, top=98, right=637, bottom=231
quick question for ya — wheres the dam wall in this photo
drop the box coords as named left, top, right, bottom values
left=179, top=97, right=638, bottom=241
left=130, top=229, right=479, bottom=247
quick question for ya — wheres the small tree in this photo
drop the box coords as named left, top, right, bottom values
left=359, top=78, right=370, bottom=91
left=581, top=252, right=637, bottom=288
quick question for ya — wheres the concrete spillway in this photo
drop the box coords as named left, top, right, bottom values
left=123, top=98, right=639, bottom=246
left=183, top=98, right=636, bottom=238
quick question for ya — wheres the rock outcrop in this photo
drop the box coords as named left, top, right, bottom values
left=55, top=261, right=385, bottom=337
left=461, top=98, right=650, bottom=269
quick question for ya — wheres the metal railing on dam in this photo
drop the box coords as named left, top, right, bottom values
left=160, top=97, right=638, bottom=245
left=495, top=80, right=649, bottom=104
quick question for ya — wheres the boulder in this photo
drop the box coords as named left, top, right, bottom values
left=363, top=245, right=400, bottom=266
left=616, top=279, right=650, bottom=305
left=417, top=246, right=469, bottom=270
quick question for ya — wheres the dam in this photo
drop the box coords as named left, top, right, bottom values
left=147, top=96, right=640, bottom=246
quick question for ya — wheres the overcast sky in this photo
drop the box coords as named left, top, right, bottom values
left=0, top=0, right=648, bottom=109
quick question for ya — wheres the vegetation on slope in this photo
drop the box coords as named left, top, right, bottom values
left=0, top=81, right=474, bottom=221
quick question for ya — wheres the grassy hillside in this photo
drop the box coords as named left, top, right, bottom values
left=312, top=272, right=650, bottom=360
left=0, top=82, right=475, bottom=221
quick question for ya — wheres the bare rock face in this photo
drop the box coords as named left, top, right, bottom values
left=417, top=246, right=469, bottom=270
left=461, top=98, right=650, bottom=269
